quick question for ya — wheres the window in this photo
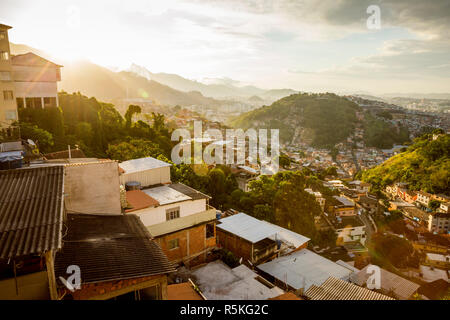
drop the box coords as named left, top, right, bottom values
left=0, top=51, right=9, bottom=60
left=16, top=97, right=24, bottom=108
left=206, top=223, right=214, bottom=239
left=0, top=32, right=5, bottom=40
left=3, top=90, right=13, bottom=100
left=43, top=97, right=57, bottom=107
left=166, top=207, right=180, bottom=221
left=5, top=110, right=17, bottom=120
left=168, top=238, right=179, bottom=250
left=0, top=71, right=11, bottom=81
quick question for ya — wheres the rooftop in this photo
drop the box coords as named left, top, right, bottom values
left=142, top=185, right=191, bottom=205
left=426, top=253, right=450, bottom=262
left=217, top=212, right=310, bottom=247
left=257, top=249, right=353, bottom=291
left=305, top=277, right=394, bottom=300
left=0, top=166, right=64, bottom=259
left=119, top=157, right=171, bottom=174
left=333, top=196, right=355, bottom=207
left=11, top=52, right=63, bottom=67
left=54, top=214, right=175, bottom=285
left=333, top=215, right=365, bottom=229
left=125, top=190, right=159, bottom=213
left=268, top=292, right=302, bottom=300
left=353, top=264, right=420, bottom=300
left=191, top=260, right=284, bottom=300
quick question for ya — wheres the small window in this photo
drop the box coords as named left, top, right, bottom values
left=0, top=71, right=11, bottom=81
left=0, top=51, right=9, bottom=60
left=166, top=207, right=180, bottom=221
left=16, top=97, right=24, bottom=108
left=206, top=223, right=214, bottom=239
left=168, top=238, right=179, bottom=250
left=0, top=32, right=5, bottom=40
left=3, top=90, right=13, bottom=100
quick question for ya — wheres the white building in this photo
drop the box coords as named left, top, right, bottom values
left=428, top=212, right=450, bottom=234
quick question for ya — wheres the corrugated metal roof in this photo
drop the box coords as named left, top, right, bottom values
left=305, top=277, right=394, bottom=300
left=143, top=185, right=191, bottom=205
left=0, top=166, right=64, bottom=259
left=119, top=157, right=171, bottom=174
left=169, top=183, right=211, bottom=200
left=257, top=249, right=352, bottom=291
left=353, top=265, right=420, bottom=300
left=54, top=214, right=175, bottom=285
left=217, top=213, right=310, bottom=246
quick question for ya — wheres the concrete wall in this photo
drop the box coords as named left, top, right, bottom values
left=133, top=198, right=207, bottom=227
left=119, top=166, right=171, bottom=188
left=0, top=271, right=50, bottom=300
left=0, top=27, right=17, bottom=129
left=64, top=161, right=122, bottom=215
left=14, top=81, right=58, bottom=98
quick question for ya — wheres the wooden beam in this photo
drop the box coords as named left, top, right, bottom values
left=45, top=250, right=58, bottom=300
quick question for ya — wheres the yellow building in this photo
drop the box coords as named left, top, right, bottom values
left=0, top=23, right=18, bottom=139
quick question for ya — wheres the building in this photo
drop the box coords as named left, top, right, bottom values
left=353, top=264, right=420, bottom=300
left=216, top=212, right=310, bottom=265
left=332, top=216, right=366, bottom=245
left=54, top=214, right=175, bottom=300
left=0, top=23, right=18, bottom=138
left=417, top=191, right=433, bottom=207
left=0, top=166, right=64, bottom=300
left=424, top=253, right=450, bottom=270
left=305, top=188, right=325, bottom=211
left=191, top=260, right=284, bottom=300
left=305, top=276, right=393, bottom=300
left=401, top=207, right=430, bottom=224
left=332, top=196, right=356, bottom=216
left=439, top=202, right=450, bottom=214
left=12, top=52, right=62, bottom=109
left=357, top=194, right=378, bottom=214
left=256, top=249, right=353, bottom=294
left=119, top=157, right=217, bottom=266
left=119, top=156, right=171, bottom=188
left=428, top=212, right=450, bottom=234
left=348, top=180, right=371, bottom=194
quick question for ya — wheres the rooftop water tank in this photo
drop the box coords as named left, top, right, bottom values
left=125, top=181, right=141, bottom=191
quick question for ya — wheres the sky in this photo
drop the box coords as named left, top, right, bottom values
left=1, top=0, right=449, bottom=94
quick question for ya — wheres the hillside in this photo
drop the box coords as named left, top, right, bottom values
left=10, top=44, right=225, bottom=107
left=129, top=63, right=297, bottom=102
left=229, top=93, right=361, bottom=147
left=360, top=133, right=450, bottom=195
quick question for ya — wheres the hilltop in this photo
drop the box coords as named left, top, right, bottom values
left=359, top=132, right=449, bottom=195
left=229, top=93, right=361, bottom=147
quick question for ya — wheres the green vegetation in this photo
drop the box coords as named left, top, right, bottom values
left=230, top=93, right=359, bottom=148
left=360, top=132, right=449, bottom=195
left=363, top=112, right=410, bottom=149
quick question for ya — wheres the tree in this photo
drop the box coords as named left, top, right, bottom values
left=18, top=122, right=54, bottom=152
left=429, top=200, right=441, bottom=211
left=124, top=104, right=142, bottom=129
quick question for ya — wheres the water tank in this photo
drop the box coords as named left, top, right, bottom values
left=125, top=181, right=141, bottom=191
left=216, top=211, right=222, bottom=220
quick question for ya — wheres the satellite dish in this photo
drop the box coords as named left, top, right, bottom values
left=27, top=139, right=36, bottom=146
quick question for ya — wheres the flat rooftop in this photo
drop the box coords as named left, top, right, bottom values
left=191, top=260, right=284, bottom=300
left=257, top=249, right=353, bottom=291
left=333, top=215, right=365, bottom=229
left=119, top=157, right=171, bottom=174
left=143, top=185, right=191, bottom=205
left=333, top=196, right=355, bottom=207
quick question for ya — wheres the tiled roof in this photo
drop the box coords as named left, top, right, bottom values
left=305, top=277, right=394, bottom=300
left=0, top=166, right=64, bottom=259
left=125, top=190, right=159, bottom=212
left=54, top=214, right=175, bottom=285
left=11, top=52, right=62, bottom=67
